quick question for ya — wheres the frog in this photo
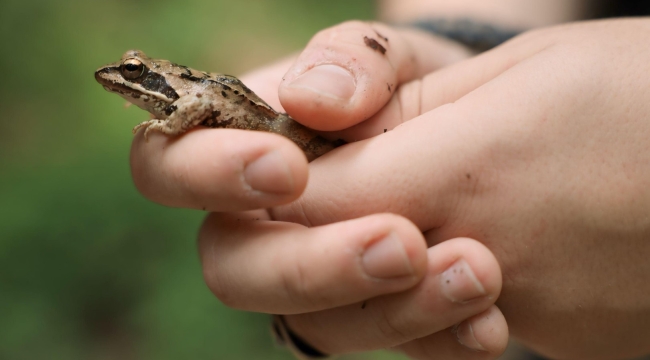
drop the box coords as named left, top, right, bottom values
left=94, top=50, right=343, bottom=161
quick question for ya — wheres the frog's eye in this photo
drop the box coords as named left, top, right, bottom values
left=121, top=59, right=145, bottom=79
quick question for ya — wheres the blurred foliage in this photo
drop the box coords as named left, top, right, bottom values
left=0, top=0, right=406, bottom=359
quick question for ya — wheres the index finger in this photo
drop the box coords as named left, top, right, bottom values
left=130, top=127, right=308, bottom=212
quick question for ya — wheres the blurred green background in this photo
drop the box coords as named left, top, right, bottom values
left=0, top=0, right=407, bottom=359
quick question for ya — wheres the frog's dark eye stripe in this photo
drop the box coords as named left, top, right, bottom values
left=121, top=58, right=145, bottom=80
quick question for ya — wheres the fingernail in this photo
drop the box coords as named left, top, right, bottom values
left=288, top=64, right=355, bottom=101
left=455, top=320, right=486, bottom=351
left=361, top=232, right=413, bottom=279
left=244, top=151, right=294, bottom=194
left=440, top=259, right=486, bottom=303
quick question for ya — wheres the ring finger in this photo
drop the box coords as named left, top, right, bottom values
left=282, top=238, right=503, bottom=354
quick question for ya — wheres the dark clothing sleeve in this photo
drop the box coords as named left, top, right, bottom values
left=591, top=0, right=650, bottom=18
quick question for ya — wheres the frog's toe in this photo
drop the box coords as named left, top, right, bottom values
left=143, top=125, right=157, bottom=141
left=133, top=120, right=153, bottom=135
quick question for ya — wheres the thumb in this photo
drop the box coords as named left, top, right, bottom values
left=269, top=103, right=479, bottom=230
left=270, top=30, right=554, bottom=229
left=332, top=29, right=553, bottom=141
left=279, top=21, right=472, bottom=131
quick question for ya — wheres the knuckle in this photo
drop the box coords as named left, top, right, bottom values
left=279, top=254, right=322, bottom=309
left=278, top=242, right=345, bottom=311
left=371, top=302, right=409, bottom=343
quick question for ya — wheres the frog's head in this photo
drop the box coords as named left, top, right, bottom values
left=95, top=50, right=180, bottom=118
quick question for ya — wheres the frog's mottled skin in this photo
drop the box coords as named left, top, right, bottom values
left=95, top=50, right=342, bottom=161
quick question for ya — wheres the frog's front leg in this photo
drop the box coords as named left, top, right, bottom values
left=132, top=94, right=215, bottom=140
left=132, top=119, right=178, bottom=140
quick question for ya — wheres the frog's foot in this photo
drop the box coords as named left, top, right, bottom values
left=132, top=119, right=173, bottom=141
left=133, top=120, right=153, bottom=134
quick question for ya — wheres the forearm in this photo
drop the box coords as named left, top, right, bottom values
left=378, top=0, right=588, bottom=28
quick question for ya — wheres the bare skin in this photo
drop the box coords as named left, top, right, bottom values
left=131, top=22, right=508, bottom=359
left=130, top=4, right=650, bottom=360
left=273, top=19, right=650, bottom=359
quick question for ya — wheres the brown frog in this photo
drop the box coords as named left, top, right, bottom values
left=95, top=50, right=343, bottom=161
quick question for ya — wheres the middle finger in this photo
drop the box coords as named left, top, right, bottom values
left=199, top=212, right=428, bottom=314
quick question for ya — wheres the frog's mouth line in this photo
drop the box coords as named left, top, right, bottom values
left=98, top=81, right=146, bottom=101
left=101, top=84, right=142, bottom=99
left=95, top=72, right=162, bottom=103
left=95, top=66, right=180, bottom=104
